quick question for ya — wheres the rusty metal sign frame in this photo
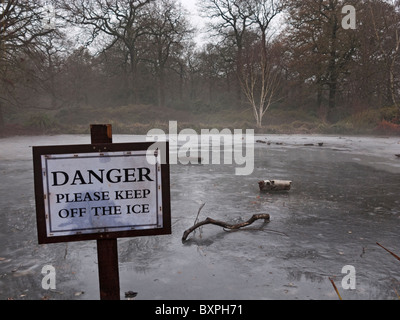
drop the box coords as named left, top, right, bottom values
left=33, top=142, right=171, bottom=245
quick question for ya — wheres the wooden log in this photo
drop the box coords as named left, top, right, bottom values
left=259, top=180, right=292, bottom=192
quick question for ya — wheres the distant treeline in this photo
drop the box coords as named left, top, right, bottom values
left=0, top=0, right=399, bottom=132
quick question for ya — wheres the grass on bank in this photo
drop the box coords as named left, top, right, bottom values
left=3, top=104, right=400, bottom=136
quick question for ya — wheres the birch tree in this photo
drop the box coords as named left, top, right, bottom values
left=240, top=39, right=281, bottom=128
left=240, top=0, right=283, bottom=128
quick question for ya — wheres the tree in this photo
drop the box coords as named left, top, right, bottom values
left=200, top=0, right=254, bottom=107
left=144, top=0, right=192, bottom=107
left=61, top=0, right=153, bottom=105
left=240, top=38, right=282, bottom=128
left=0, top=0, right=54, bottom=132
left=199, top=0, right=284, bottom=125
left=247, top=0, right=283, bottom=53
left=240, top=0, right=284, bottom=128
left=27, top=29, right=70, bottom=110
left=285, top=0, right=359, bottom=121
left=368, top=0, right=400, bottom=111
left=61, top=47, right=96, bottom=107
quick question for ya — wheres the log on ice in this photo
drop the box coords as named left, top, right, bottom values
left=259, top=180, right=292, bottom=192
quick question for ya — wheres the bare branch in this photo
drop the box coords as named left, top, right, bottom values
left=182, top=214, right=270, bottom=242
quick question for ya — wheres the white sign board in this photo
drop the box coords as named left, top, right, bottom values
left=33, top=143, right=171, bottom=244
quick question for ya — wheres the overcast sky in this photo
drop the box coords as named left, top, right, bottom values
left=180, top=0, right=205, bottom=27
left=179, top=0, right=209, bottom=45
left=180, top=0, right=198, bottom=11
left=178, top=0, right=285, bottom=46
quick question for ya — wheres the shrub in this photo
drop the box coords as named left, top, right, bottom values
left=26, top=113, right=56, bottom=132
left=380, top=106, right=400, bottom=123
left=376, top=120, right=400, bottom=135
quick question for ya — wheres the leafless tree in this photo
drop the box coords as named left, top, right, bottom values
left=200, top=0, right=254, bottom=106
left=247, top=0, right=283, bottom=52
left=284, top=0, right=359, bottom=121
left=240, top=39, right=282, bottom=128
left=0, top=0, right=55, bottom=132
left=143, top=0, right=192, bottom=107
left=369, top=0, right=400, bottom=111
left=241, top=0, right=283, bottom=128
left=60, top=0, right=153, bottom=104
left=200, top=0, right=283, bottom=125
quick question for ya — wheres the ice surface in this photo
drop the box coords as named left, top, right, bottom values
left=0, top=134, right=399, bottom=300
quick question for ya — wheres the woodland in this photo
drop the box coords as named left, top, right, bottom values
left=0, top=0, right=400, bottom=136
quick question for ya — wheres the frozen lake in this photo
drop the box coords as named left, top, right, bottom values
left=0, top=134, right=399, bottom=300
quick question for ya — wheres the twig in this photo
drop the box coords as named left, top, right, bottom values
left=192, top=203, right=206, bottom=239
left=376, top=243, right=400, bottom=262
left=194, top=203, right=206, bottom=225
left=182, top=214, right=270, bottom=242
left=64, top=243, right=68, bottom=260
left=329, top=278, right=343, bottom=301
left=394, top=288, right=400, bottom=300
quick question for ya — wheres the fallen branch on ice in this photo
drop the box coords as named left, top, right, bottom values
left=182, top=214, right=270, bottom=242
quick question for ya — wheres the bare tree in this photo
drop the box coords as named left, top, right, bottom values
left=240, top=39, right=281, bottom=128
left=60, top=0, right=152, bottom=105
left=284, top=0, right=359, bottom=121
left=200, top=0, right=254, bottom=106
left=247, top=0, right=283, bottom=52
left=369, top=0, right=400, bottom=111
left=239, top=0, right=283, bottom=128
left=200, top=0, right=283, bottom=124
left=0, top=0, right=55, bottom=132
left=144, top=0, right=192, bottom=108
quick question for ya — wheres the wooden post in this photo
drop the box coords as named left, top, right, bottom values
left=96, top=237, right=120, bottom=300
left=91, top=124, right=120, bottom=300
left=91, top=124, right=113, bottom=144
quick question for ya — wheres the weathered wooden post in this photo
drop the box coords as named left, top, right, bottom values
left=90, top=124, right=120, bottom=300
